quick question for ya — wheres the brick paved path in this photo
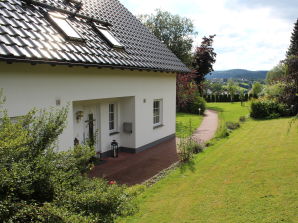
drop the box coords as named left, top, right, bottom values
left=89, top=109, right=218, bottom=185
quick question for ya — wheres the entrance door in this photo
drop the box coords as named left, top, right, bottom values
left=85, top=113, right=95, bottom=146
left=82, top=105, right=101, bottom=154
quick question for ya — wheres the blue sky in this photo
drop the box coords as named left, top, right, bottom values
left=120, top=0, right=297, bottom=71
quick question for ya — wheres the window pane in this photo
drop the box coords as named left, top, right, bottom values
left=109, top=113, right=114, bottom=121
left=153, top=101, right=159, bottom=109
left=99, top=29, right=122, bottom=47
left=50, top=14, right=81, bottom=39
left=153, top=100, right=161, bottom=125
left=109, top=121, right=114, bottom=130
left=109, top=104, right=116, bottom=130
left=109, top=104, right=114, bottom=113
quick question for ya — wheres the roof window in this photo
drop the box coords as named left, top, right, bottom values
left=48, top=12, right=82, bottom=41
left=92, top=23, right=123, bottom=49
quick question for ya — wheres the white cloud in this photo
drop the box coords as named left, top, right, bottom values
left=121, top=0, right=294, bottom=70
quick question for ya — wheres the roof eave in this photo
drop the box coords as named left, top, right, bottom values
left=0, top=56, right=190, bottom=74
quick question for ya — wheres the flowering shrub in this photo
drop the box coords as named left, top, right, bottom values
left=108, top=180, right=117, bottom=185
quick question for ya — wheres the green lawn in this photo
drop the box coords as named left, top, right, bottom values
left=176, top=112, right=203, bottom=138
left=119, top=104, right=298, bottom=223
left=207, top=102, right=251, bottom=138
left=207, top=102, right=250, bottom=123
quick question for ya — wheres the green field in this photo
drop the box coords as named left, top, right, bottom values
left=207, top=102, right=250, bottom=138
left=119, top=103, right=298, bottom=223
left=207, top=102, right=250, bottom=122
left=176, top=112, right=203, bottom=138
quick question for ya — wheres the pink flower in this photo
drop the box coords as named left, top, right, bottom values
left=108, top=180, right=116, bottom=185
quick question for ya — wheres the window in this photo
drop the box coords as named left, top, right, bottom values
left=48, top=12, right=82, bottom=41
left=153, top=99, right=162, bottom=126
left=92, top=23, right=123, bottom=48
left=109, top=104, right=117, bottom=131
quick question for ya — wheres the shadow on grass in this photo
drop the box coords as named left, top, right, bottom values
left=250, top=115, right=295, bottom=122
left=206, top=106, right=224, bottom=112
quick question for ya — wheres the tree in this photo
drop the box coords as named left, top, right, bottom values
left=176, top=73, right=197, bottom=111
left=239, top=88, right=245, bottom=106
left=139, top=9, right=197, bottom=66
left=286, top=19, right=298, bottom=57
left=266, top=62, right=287, bottom=84
left=226, top=79, right=238, bottom=102
left=192, top=35, right=217, bottom=94
left=204, top=80, right=223, bottom=95
left=281, top=55, right=298, bottom=114
left=250, top=81, right=264, bottom=97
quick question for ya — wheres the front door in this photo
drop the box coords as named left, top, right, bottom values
left=85, top=113, right=96, bottom=146
left=82, top=105, right=101, bottom=154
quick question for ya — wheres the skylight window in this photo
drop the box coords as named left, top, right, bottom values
left=92, top=23, right=123, bottom=49
left=48, top=12, right=82, bottom=41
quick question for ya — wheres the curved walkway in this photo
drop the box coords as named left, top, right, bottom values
left=192, top=109, right=218, bottom=143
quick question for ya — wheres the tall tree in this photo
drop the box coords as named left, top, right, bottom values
left=139, top=9, right=197, bottom=66
left=286, top=18, right=298, bottom=57
left=226, top=79, right=238, bottom=102
left=192, top=35, right=216, bottom=94
left=282, top=56, right=298, bottom=113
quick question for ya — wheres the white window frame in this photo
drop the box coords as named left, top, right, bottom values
left=48, top=12, right=82, bottom=41
left=109, top=103, right=118, bottom=132
left=92, top=23, right=124, bottom=49
left=153, top=99, right=162, bottom=127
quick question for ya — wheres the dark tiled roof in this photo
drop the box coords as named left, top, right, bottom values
left=0, top=0, right=190, bottom=73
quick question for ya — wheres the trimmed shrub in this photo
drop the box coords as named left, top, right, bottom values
left=187, top=96, right=206, bottom=114
left=250, top=98, right=290, bottom=119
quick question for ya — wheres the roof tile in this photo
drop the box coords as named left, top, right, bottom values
left=0, top=0, right=190, bottom=73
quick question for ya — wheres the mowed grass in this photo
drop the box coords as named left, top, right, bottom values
left=176, top=112, right=203, bottom=138
left=207, top=102, right=251, bottom=138
left=119, top=104, right=298, bottom=223
left=207, top=102, right=251, bottom=123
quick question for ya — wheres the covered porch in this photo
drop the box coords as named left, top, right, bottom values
left=88, top=137, right=178, bottom=185
left=72, top=96, right=135, bottom=157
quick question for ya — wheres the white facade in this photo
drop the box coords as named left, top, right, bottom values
left=0, top=62, right=176, bottom=155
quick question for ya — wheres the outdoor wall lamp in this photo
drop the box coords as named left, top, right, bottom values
left=76, top=111, right=84, bottom=121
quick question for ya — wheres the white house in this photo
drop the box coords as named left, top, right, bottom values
left=0, top=0, right=190, bottom=157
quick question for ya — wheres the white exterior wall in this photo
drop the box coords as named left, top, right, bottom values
left=0, top=62, right=176, bottom=151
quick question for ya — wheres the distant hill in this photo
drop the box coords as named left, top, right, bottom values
left=206, top=69, right=268, bottom=80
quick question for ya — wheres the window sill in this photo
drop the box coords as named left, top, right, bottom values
left=109, top=131, right=120, bottom=136
left=153, top=124, right=164, bottom=129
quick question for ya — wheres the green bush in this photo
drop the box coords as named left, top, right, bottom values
left=226, top=122, right=240, bottom=130
left=0, top=106, right=136, bottom=222
left=250, top=98, right=290, bottom=119
left=187, top=96, right=206, bottom=114
left=69, top=144, right=95, bottom=174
